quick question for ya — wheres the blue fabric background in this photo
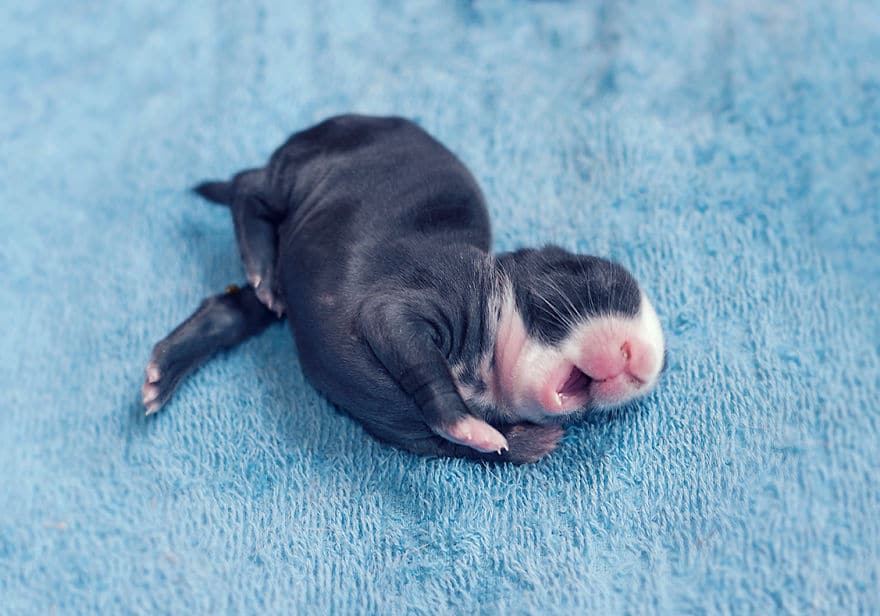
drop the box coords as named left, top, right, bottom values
left=1, top=1, right=878, bottom=613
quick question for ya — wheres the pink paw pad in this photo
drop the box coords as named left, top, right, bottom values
left=443, top=416, right=509, bottom=454
left=145, top=361, right=161, bottom=384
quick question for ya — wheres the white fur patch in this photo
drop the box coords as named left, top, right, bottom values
left=451, top=270, right=666, bottom=422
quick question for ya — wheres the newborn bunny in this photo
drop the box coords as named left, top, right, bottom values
left=143, top=115, right=665, bottom=463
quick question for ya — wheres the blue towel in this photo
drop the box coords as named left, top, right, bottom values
left=1, top=1, right=877, bottom=613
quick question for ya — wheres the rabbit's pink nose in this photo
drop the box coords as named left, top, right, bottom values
left=580, top=339, right=653, bottom=384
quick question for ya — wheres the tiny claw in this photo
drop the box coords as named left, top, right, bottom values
left=442, top=416, right=508, bottom=453
left=141, top=382, right=158, bottom=404
left=145, top=361, right=161, bottom=383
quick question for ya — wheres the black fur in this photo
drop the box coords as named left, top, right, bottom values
left=497, top=247, right=641, bottom=344
left=145, top=115, right=642, bottom=463
left=144, top=286, right=278, bottom=411
left=193, top=181, right=234, bottom=205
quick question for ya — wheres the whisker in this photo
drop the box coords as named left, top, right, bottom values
left=543, top=276, right=581, bottom=327
left=579, top=257, right=597, bottom=316
left=532, top=285, right=577, bottom=332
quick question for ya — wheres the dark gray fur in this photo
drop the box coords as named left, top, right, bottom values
left=145, top=115, right=642, bottom=464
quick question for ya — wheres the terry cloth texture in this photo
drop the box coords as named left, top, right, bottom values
left=1, top=1, right=878, bottom=613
